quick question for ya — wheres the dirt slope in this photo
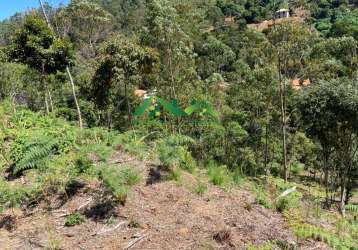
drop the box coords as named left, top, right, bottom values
left=0, top=152, right=328, bottom=250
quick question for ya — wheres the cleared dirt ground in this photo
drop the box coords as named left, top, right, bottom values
left=0, top=152, right=329, bottom=250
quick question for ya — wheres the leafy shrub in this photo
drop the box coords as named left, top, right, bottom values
left=79, top=144, right=113, bottom=162
left=112, top=131, right=149, bottom=159
left=276, top=197, right=290, bottom=212
left=207, top=162, right=230, bottom=187
left=291, top=162, right=305, bottom=176
left=0, top=179, right=36, bottom=213
left=64, top=213, right=85, bottom=226
left=100, top=165, right=141, bottom=203
left=194, top=181, right=207, bottom=195
left=157, top=134, right=196, bottom=172
left=74, top=153, right=94, bottom=174
left=232, top=168, right=245, bottom=186
left=168, top=167, right=182, bottom=182
left=11, top=136, right=58, bottom=175
left=276, top=192, right=302, bottom=213
left=256, top=193, right=272, bottom=209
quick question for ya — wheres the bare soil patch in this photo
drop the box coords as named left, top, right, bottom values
left=0, top=151, right=329, bottom=249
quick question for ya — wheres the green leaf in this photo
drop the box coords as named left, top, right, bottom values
left=134, top=97, right=153, bottom=117
left=157, top=98, right=187, bottom=116
left=184, top=101, right=201, bottom=115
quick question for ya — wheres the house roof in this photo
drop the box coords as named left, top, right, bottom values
left=276, top=8, right=289, bottom=12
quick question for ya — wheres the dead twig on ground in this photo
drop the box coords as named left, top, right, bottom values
left=110, top=158, right=136, bottom=164
left=124, top=234, right=147, bottom=249
left=92, top=221, right=127, bottom=236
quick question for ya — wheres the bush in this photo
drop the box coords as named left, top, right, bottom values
left=157, top=134, right=196, bottom=172
left=255, top=192, right=272, bottom=209
left=0, top=180, right=33, bottom=213
left=291, top=162, right=305, bottom=176
left=112, top=131, right=149, bottom=159
left=64, top=213, right=85, bottom=226
left=100, top=165, right=141, bottom=204
left=168, top=167, right=182, bottom=182
left=276, top=192, right=302, bottom=213
left=207, top=162, right=230, bottom=187
left=194, top=181, right=207, bottom=195
left=232, top=168, right=245, bottom=186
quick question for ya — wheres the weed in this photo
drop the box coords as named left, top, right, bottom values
left=207, top=163, right=230, bottom=187
left=64, top=213, right=85, bottom=227
left=100, top=164, right=141, bottom=204
left=232, top=168, right=245, bottom=186
left=255, top=192, right=272, bottom=209
left=169, top=167, right=182, bottom=182
left=156, top=135, right=196, bottom=172
left=275, top=192, right=302, bottom=213
left=195, top=181, right=207, bottom=195
left=128, top=219, right=140, bottom=228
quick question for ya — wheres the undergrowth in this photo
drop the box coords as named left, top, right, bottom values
left=0, top=104, right=143, bottom=213
left=64, top=212, right=85, bottom=226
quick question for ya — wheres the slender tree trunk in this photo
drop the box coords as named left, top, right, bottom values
left=264, top=123, right=270, bottom=182
left=323, top=150, right=330, bottom=206
left=278, top=57, right=288, bottom=182
left=39, top=0, right=51, bottom=26
left=39, top=0, right=83, bottom=129
left=45, top=93, right=49, bottom=114
left=66, top=67, right=83, bottom=129
left=48, top=88, right=54, bottom=112
left=340, top=173, right=346, bottom=217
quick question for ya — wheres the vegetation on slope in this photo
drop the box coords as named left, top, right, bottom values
left=0, top=0, right=357, bottom=248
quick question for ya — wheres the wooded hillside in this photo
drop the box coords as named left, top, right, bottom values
left=0, top=0, right=357, bottom=249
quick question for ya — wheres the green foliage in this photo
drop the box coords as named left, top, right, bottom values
left=295, top=224, right=355, bottom=249
left=79, top=144, right=113, bottom=162
left=8, top=16, right=73, bottom=74
left=0, top=1, right=358, bottom=245
left=64, top=213, right=85, bottom=227
left=255, top=187, right=272, bottom=209
left=345, top=204, right=358, bottom=213
left=156, top=134, right=196, bottom=172
left=91, top=35, right=158, bottom=114
left=100, top=165, right=141, bottom=202
left=12, top=136, right=58, bottom=175
left=112, top=131, right=149, bottom=159
left=194, top=181, right=207, bottom=195
left=207, top=162, right=230, bottom=187
left=0, top=179, right=33, bottom=213
left=56, top=0, right=113, bottom=46
left=168, top=167, right=182, bottom=182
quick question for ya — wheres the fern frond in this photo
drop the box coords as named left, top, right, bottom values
left=345, top=204, right=358, bottom=213
left=14, top=138, right=57, bottom=174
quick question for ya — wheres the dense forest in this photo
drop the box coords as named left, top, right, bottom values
left=0, top=0, right=357, bottom=249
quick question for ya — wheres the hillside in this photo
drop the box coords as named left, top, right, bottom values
left=0, top=0, right=358, bottom=249
left=0, top=105, right=357, bottom=249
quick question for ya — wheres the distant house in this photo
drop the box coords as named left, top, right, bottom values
left=134, top=88, right=157, bottom=99
left=292, top=78, right=311, bottom=90
left=224, top=16, right=236, bottom=26
left=275, top=9, right=290, bottom=19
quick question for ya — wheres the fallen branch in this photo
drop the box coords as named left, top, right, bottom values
left=110, top=158, right=136, bottom=164
left=278, top=186, right=297, bottom=199
left=124, top=234, right=147, bottom=249
left=55, top=198, right=93, bottom=218
left=92, top=221, right=127, bottom=236
left=75, top=198, right=93, bottom=212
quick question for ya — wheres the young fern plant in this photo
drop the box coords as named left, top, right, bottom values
left=13, top=137, right=58, bottom=175
left=345, top=204, right=358, bottom=213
